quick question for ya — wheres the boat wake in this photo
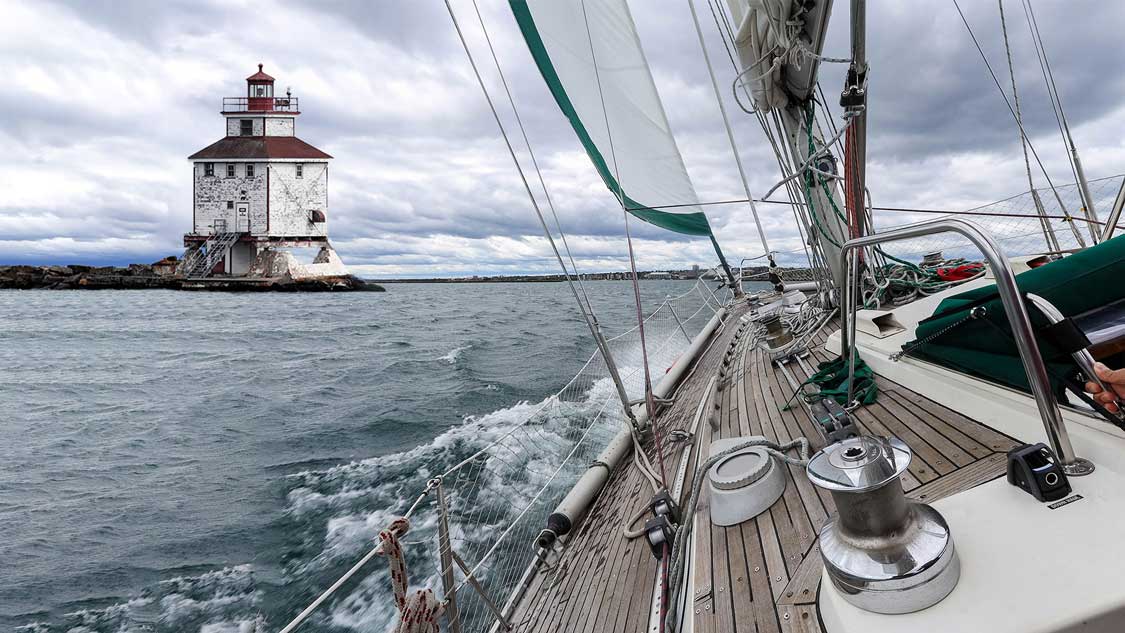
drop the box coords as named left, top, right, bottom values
left=17, top=565, right=264, bottom=633
left=19, top=379, right=618, bottom=633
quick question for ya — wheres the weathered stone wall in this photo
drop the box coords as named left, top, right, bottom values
left=267, top=161, right=329, bottom=237
left=193, top=163, right=267, bottom=234
left=222, top=116, right=294, bottom=137
left=225, top=117, right=265, bottom=137
left=264, top=117, right=295, bottom=136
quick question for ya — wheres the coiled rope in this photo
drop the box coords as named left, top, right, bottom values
left=381, top=518, right=444, bottom=633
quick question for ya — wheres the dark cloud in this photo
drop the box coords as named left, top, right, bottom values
left=2, top=0, right=1124, bottom=276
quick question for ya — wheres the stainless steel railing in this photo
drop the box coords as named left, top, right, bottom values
left=838, top=218, right=1094, bottom=476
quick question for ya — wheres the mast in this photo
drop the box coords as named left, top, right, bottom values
left=769, top=0, right=852, bottom=291
left=843, top=0, right=868, bottom=239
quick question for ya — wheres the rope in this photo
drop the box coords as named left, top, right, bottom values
left=381, top=518, right=444, bottom=633
left=276, top=488, right=434, bottom=633
left=705, top=0, right=827, bottom=286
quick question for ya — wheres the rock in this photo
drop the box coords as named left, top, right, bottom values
left=0, top=263, right=381, bottom=292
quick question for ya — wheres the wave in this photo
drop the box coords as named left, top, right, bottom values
left=437, top=344, right=471, bottom=364
left=19, top=348, right=681, bottom=633
left=279, top=375, right=623, bottom=632
left=18, top=565, right=263, bottom=633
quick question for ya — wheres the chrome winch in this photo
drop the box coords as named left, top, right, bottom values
left=807, top=435, right=960, bottom=614
left=760, top=313, right=792, bottom=350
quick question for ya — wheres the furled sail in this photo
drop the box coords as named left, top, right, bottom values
left=510, top=0, right=715, bottom=237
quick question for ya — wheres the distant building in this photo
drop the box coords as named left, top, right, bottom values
left=183, top=64, right=348, bottom=280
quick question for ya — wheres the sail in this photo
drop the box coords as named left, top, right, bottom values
left=510, top=0, right=713, bottom=237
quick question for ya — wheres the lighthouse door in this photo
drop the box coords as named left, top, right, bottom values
left=235, top=203, right=250, bottom=233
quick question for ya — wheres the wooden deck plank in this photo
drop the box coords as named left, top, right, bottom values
left=692, top=484, right=716, bottom=633
left=778, top=603, right=824, bottom=633
left=777, top=543, right=823, bottom=606
left=757, top=351, right=830, bottom=537
left=765, top=356, right=835, bottom=511
left=889, top=384, right=1020, bottom=451
left=876, top=391, right=977, bottom=467
left=751, top=349, right=819, bottom=557
left=727, top=523, right=758, bottom=632
left=881, top=388, right=997, bottom=458
left=757, top=505, right=790, bottom=602
left=745, top=518, right=783, bottom=633
left=510, top=309, right=1021, bottom=633
left=744, top=355, right=807, bottom=576
left=908, top=452, right=1009, bottom=504
left=867, top=400, right=957, bottom=476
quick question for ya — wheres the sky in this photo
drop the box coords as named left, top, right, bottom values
left=1, top=0, right=1124, bottom=277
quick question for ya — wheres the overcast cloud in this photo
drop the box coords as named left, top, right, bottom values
left=1, top=0, right=1123, bottom=277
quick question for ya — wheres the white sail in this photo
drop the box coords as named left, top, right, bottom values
left=511, top=0, right=715, bottom=237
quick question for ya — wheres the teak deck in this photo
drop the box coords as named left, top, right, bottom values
left=506, top=305, right=1021, bottom=633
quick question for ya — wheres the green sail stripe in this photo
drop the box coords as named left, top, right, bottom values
left=510, top=0, right=713, bottom=238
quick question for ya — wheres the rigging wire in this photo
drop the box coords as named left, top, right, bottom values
left=468, top=0, right=598, bottom=318
left=1021, top=0, right=1100, bottom=241
left=996, top=0, right=1065, bottom=252
left=440, top=0, right=638, bottom=423
left=576, top=0, right=669, bottom=488
left=704, top=0, right=823, bottom=284
left=951, top=0, right=1083, bottom=247
left=687, top=0, right=772, bottom=258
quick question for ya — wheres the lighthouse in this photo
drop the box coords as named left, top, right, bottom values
left=183, top=64, right=348, bottom=281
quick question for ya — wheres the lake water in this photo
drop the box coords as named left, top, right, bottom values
left=0, top=280, right=755, bottom=633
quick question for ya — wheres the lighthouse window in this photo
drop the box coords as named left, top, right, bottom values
left=226, top=164, right=235, bottom=178
left=246, top=164, right=255, bottom=178
left=227, top=201, right=234, bottom=210
left=239, top=119, right=253, bottom=136
left=295, top=164, right=303, bottom=179
left=204, top=163, right=214, bottom=177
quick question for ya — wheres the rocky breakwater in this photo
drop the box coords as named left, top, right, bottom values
left=0, top=261, right=382, bottom=292
left=0, top=264, right=179, bottom=290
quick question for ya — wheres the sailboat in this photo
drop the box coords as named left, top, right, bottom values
left=276, top=1, right=1125, bottom=632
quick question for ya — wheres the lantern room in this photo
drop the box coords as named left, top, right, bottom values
left=222, top=64, right=299, bottom=114
left=247, top=64, right=275, bottom=111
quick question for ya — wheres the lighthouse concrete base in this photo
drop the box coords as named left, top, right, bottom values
left=248, top=244, right=350, bottom=280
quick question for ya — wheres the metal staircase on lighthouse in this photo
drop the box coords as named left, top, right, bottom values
left=181, top=232, right=241, bottom=278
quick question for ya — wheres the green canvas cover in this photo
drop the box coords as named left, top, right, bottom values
left=904, top=234, right=1125, bottom=400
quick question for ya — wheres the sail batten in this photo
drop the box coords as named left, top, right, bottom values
left=510, top=0, right=715, bottom=237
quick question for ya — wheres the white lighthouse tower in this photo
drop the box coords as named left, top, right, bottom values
left=183, top=64, right=349, bottom=281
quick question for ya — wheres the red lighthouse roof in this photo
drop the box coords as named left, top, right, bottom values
left=247, top=63, right=274, bottom=83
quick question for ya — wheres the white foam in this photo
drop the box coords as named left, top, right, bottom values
left=437, top=344, right=470, bottom=364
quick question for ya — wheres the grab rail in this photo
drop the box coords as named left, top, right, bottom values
left=839, top=218, right=1094, bottom=476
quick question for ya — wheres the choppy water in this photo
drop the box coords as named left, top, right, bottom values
left=0, top=280, right=747, bottom=633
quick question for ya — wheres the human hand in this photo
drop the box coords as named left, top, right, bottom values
left=1085, top=362, right=1125, bottom=414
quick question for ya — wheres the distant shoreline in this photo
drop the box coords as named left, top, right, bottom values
left=370, top=266, right=792, bottom=284
left=370, top=266, right=805, bottom=284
